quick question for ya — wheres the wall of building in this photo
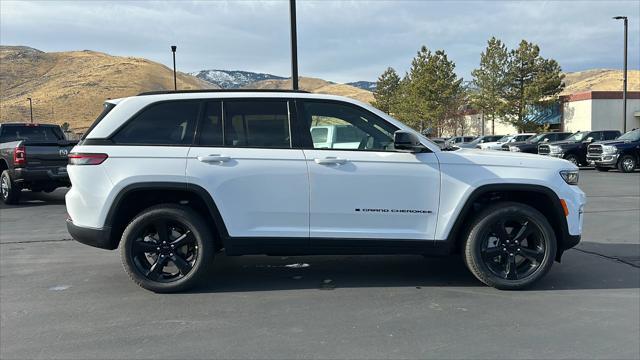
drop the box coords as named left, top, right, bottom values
left=562, top=100, right=592, bottom=132
left=591, top=98, right=640, bottom=132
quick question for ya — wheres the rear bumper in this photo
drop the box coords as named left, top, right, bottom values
left=66, top=219, right=115, bottom=250
left=12, top=167, right=70, bottom=185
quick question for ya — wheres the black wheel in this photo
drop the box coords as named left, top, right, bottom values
left=120, top=204, right=214, bottom=293
left=618, top=155, right=637, bottom=173
left=595, top=166, right=610, bottom=172
left=462, top=202, right=556, bottom=290
left=1, top=170, right=21, bottom=205
left=563, top=154, right=580, bottom=166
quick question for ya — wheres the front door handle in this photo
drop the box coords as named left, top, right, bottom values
left=197, top=154, right=231, bottom=163
left=314, top=157, right=348, bottom=165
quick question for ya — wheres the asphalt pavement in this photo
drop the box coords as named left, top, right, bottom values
left=1, top=170, right=639, bottom=359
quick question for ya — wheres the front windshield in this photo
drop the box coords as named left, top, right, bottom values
left=496, top=136, right=510, bottom=142
left=617, top=129, right=640, bottom=141
left=527, top=134, right=546, bottom=143
left=467, top=137, right=484, bottom=146
left=565, top=131, right=588, bottom=142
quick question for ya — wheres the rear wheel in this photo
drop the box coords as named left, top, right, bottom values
left=1, top=170, right=21, bottom=205
left=618, top=155, right=637, bottom=173
left=120, top=204, right=214, bottom=293
left=462, top=202, right=556, bottom=290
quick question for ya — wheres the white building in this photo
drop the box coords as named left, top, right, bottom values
left=561, top=91, right=640, bottom=133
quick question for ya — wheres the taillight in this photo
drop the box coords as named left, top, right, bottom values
left=68, top=153, right=108, bottom=165
left=13, top=144, right=26, bottom=167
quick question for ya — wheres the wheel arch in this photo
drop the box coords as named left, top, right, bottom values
left=446, top=184, right=571, bottom=262
left=105, top=182, right=229, bottom=250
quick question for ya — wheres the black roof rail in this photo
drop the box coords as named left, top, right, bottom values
left=137, top=89, right=310, bottom=96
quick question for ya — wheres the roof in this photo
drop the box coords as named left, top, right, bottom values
left=137, top=89, right=310, bottom=96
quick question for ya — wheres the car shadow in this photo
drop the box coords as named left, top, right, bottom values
left=187, top=242, right=639, bottom=294
left=0, top=189, right=68, bottom=209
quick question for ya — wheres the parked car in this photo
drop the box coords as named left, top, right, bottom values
left=428, top=137, right=447, bottom=149
left=478, top=133, right=536, bottom=150
left=503, top=132, right=572, bottom=153
left=66, top=90, right=585, bottom=292
left=0, top=123, right=77, bottom=204
left=538, top=130, right=621, bottom=166
left=444, top=136, right=476, bottom=148
left=458, top=135, right=504, bottom=149
left=587, top=128, right=640, bottom=172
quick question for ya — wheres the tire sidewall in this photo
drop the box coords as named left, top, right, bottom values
left=464, top=202, right=557, bottom=290
left=618, top=155, right=637, bottom=173
left=1, top=170, right=20, bottom=204
left=564, top=154, right=579, bottom=166
left=120, top=205, right=214, bottom=293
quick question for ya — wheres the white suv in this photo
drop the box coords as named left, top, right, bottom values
left=66, top=90, right=586, bottom=292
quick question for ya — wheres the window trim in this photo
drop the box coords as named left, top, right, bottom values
left=108, top=99, right=202, bottom=147
left=295, top=98, right=409, bottom=153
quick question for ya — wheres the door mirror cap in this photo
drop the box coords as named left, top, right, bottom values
left=584, top=137, right=594, bottom=143
left=394, top=131, right=426, bottom=152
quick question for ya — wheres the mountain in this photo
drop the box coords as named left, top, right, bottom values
left=0, top=46, right=216, bottom=130
left=561, top=69, right=640, bottom=95
left=191, top=69, right=285, bottom=89
left=245, top=76, right=374, bottom=104
left=346, top=81, right=376, bottom=91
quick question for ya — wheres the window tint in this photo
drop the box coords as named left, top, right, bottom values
left=224, top=101, right=290, bottom=148
left=603, top=131, right=619, bottom=140
left=113, top=101, right=198, bottom=145
left=588, top=132, right=603, bottom=141
left=310, top=127, right=328, bottom=143
left=302, top=101, right=397, bottom=151
left=0, top=126, right=64, bottom=142
left=199, top=102, right=223, bottom=146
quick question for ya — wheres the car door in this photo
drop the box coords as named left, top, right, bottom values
left=186, top=99, right=309, bottom=239
left=298, top=99, right=440, bottom=241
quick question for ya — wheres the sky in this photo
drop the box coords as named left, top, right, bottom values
left=1, top=0, right=639, bottom=83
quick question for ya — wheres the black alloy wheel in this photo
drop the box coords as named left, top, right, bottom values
left=120, top=204, right=214, bottom=292
left=463, top=202, right=556, bottom=290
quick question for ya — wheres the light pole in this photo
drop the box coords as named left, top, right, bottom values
left=613, top=16, right=628, bottom=133
left=171, top=45, right=177, bottom=91
left=289, top=0, right=299, bottom=90
left=27, top=97, right=33, bottom=123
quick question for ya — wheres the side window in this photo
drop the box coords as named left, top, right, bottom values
left=199, top=101, right=223, bottom=146
left=224, top=100, right=290, bottom=148
left=113, top=101, right=198, bottom=145
left=604, top=131, right=618, bottom=140
left=301, top=101, right=397, bottom=151
left=589, top=132, right=603, bottom=141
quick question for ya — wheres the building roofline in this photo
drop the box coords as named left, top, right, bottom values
left=561, top=90, right=640, bottom=102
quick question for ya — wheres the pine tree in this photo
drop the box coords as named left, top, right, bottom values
left=471, top=37, right=509, bottom=135
left=503, top=40, right=564, bottom=131
left=372, top=67, right=401, bottom=114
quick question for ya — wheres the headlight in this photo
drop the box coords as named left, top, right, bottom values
left=509, top=146, right=521, bottom=152
left=549, top=145, right=563, bottom=153
left=560, top=170, right=579, bottom=185
left=602, top=145, right=618, bottom=154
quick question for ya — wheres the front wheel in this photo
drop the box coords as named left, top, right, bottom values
left=462, top=202, right=557, bottom=290
left=563, top=154, right=580, bottom=166
left=1, top=170, right=21, bottom=205
left=618, top=155, right=637, bottom=173
left=120, top=204, right=214, bottom=293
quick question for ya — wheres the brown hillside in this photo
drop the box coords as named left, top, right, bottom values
left=0, top=46, right=216, bottom=130
left=245, top=76, right=375, bottom=104
left=561, top=69, right=640, bottom=95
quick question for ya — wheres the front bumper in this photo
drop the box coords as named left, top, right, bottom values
left=66, top=219, right=115, bottom=250
left=547, top=152, right=564, bottom=158
left=587, top=153, right=619, bottom=167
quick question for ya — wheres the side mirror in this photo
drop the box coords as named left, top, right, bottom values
left=543, top=138, right=550, bottom=142
left=394, top=131, right=426, bottom=152
left=584, top=137, right=594, bottom=143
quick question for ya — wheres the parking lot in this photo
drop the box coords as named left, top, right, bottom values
left=0, top=170, right=638, bottom=359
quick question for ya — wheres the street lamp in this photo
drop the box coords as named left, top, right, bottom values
left=289, top=0, right=299, bottom=91
left=613, top=16, right=628, bottom=133
left=27, top=97, right=33, bottom=123
left=171, top=45, right=177, bottom=91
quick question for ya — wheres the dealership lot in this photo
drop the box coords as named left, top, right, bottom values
left=1, top=170, right=638, bottom=359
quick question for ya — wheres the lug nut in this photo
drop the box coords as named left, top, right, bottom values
left=509, top=253, right=514, bottom=256
left=162, top=241, right=166, bottom=244
left=517, top=248, right=521, bottom=251
left=169, top=253, right=174, bottom=256
left=170, top=245, right=174, bottom=248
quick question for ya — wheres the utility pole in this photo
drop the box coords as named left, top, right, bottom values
left=171, top=45, right=177, bottom=91
left=289, top=0, right=299, bottom=90
left=613, top=16, right=628, bottom=133
left=27, top=97, right=33, bottom=123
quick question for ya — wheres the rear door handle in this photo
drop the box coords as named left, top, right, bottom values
left=314, top=157, right=348, bottom=165
left=197, top=154, right=231, bottom=163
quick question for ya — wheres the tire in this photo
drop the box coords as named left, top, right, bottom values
left=120, top=204, right=214, bottom=293
left=617, top=154, right=637, bottom=173
left=595, top=166, right=610, bottom=172
left=1, top=170, right=21, bottom=205
left=462, top=201, right=557, bottom=290
left=563, top=154, right=580, bottom=167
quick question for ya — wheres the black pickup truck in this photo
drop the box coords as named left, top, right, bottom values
left=0, top=123, right=77, bottom=204
left=501, top=132, right=572, bottom=153
left=587, top=129, right=640, bottom=173
left=537, top=130, right=621, bottom=166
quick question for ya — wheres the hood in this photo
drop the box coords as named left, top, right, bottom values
left=440, top=148, right=577, bottom=171
left=591, top=139, right=634, bottom=146
left=546, top=140, right=578, bottom=147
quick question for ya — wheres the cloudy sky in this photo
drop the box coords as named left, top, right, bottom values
left=1, top=0, right=639, bottom=83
